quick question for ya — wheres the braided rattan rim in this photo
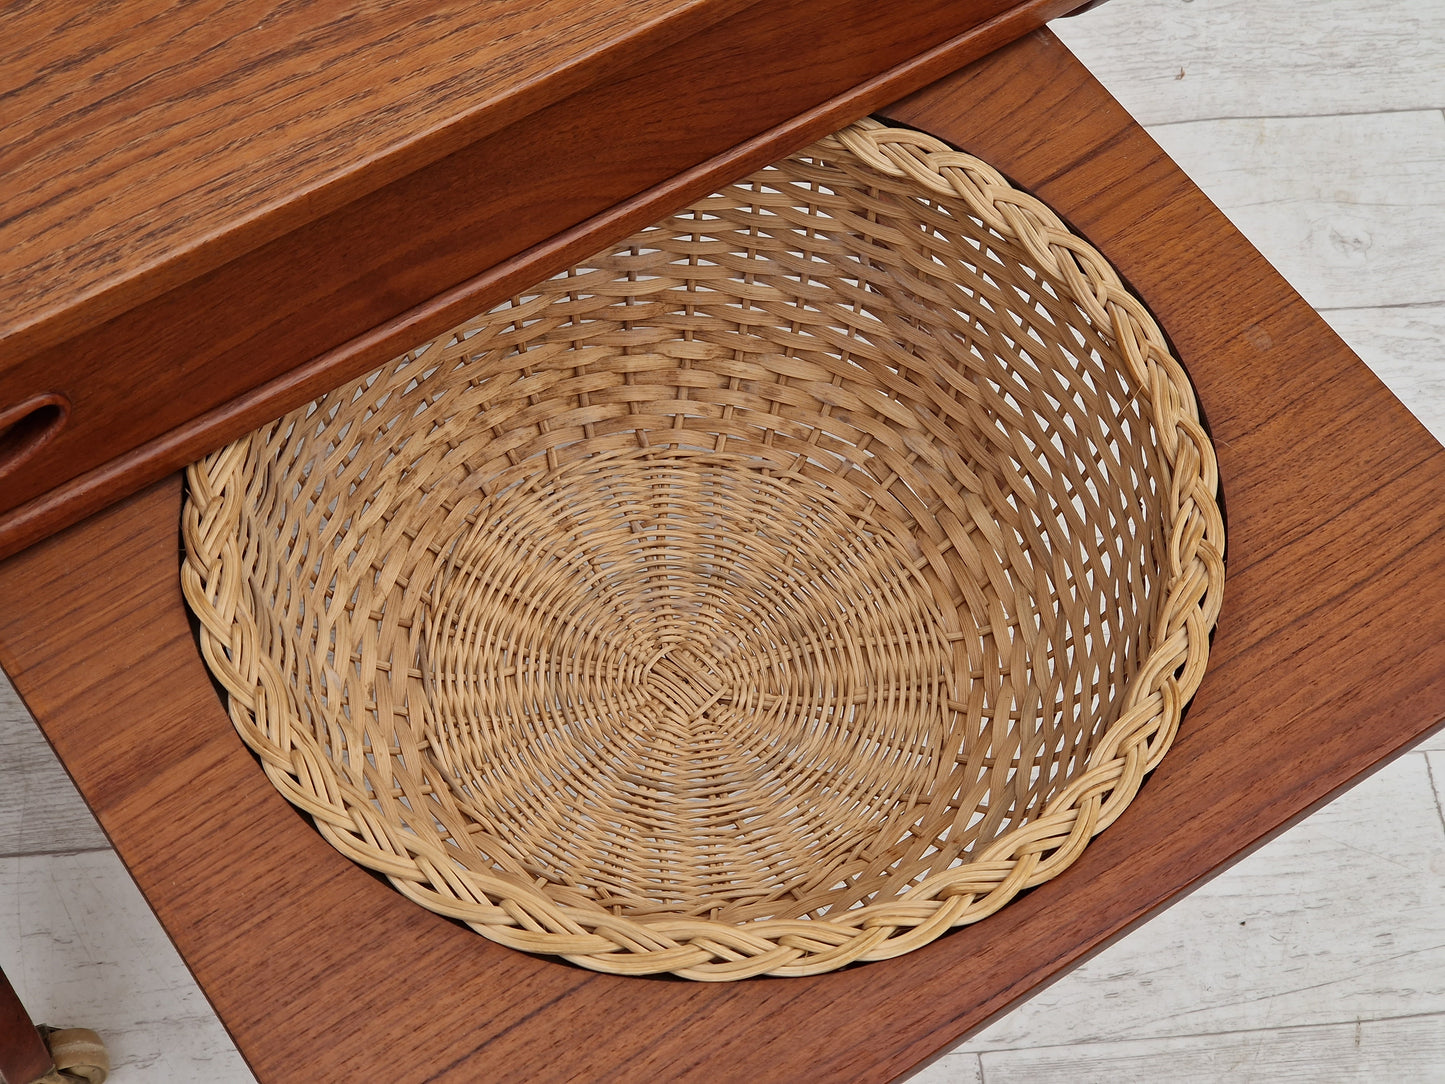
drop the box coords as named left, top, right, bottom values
left=181, top=118, right=1224, bottom=980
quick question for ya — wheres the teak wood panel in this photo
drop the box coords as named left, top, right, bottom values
left=4, top=28, right=1445, bottom=1084
left=1, top=0, right=751, bottom=348
left=0, top=0, right=1084, bottom=558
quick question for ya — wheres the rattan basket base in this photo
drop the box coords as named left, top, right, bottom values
left=181, top=118, right=1224, bottom=979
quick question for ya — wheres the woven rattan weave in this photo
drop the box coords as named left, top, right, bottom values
left=181, top=118, right=1224, bottom=980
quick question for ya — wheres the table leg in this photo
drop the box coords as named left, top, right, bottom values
left=0, top=967, right=52, bottom=1084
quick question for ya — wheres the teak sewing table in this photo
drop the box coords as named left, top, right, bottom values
left=3, top=4, right=1445, bottom=1082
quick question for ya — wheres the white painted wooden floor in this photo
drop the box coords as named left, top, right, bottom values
left=2, top=0, right=1442, bottom=1079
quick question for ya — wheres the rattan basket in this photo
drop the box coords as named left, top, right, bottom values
left=181, top=118, right=1224, bottom=980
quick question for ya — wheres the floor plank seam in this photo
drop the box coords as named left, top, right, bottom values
left=1147, top=105, right=1445, bottom=128
left=1422, top=752, right=1445, bottom=839
left=0, top=846, right=115, bottom=861
left=1316, top=300, right=1445, bottom=314
left=962, top=1007, right=1445, bottom=1058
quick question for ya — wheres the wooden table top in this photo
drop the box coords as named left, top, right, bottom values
left=4, top=26, right=1445, bottom=1084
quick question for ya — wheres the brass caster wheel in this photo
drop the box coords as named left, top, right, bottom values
left=35, top=1027, right=109, bottom=1084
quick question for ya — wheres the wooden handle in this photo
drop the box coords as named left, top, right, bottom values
left=0, top=395, right=69, bottom=480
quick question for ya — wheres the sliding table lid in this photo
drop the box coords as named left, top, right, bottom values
left=0, top=0, right=755, bottom=363
left=0, top=0, right=1058, bottom=370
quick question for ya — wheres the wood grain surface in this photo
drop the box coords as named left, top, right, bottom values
left=1, top=0, right=753, bottom=353
left=3, top=27, right=1445, bottom=1084
left=0, top=0, right=1083, bottom=558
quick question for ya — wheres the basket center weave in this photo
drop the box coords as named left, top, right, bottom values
left=420, top=448, right=958, bottom=917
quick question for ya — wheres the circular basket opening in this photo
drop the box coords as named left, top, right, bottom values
left=182, top=119, right=1224, bottom=979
